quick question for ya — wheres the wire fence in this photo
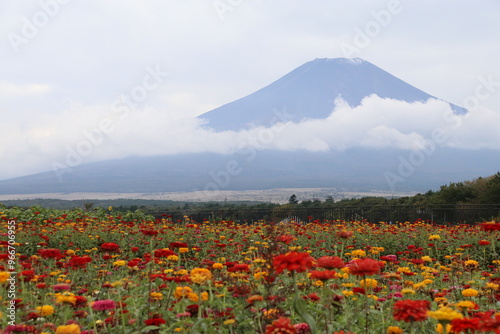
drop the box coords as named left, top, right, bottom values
left=147, top=204, right=500, bottom=224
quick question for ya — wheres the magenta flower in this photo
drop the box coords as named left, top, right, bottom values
left=92, top=299, right=116, bottom=311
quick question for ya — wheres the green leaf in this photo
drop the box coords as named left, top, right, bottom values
left=141, top=325, right=160, bottom=333
left=293, top=295, right=317, bottom=333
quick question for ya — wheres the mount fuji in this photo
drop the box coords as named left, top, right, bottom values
left=198, top=58, right=466, bottom=131
left=0, top=58, right=496, bottom=196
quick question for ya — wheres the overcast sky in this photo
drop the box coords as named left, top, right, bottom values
left=1, top=0, right=499, bottom=180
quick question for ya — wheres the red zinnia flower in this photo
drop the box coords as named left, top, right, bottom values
left=336, top=230, right=354, bottom=239
left=19, top=270, right=35, bottom=282
left=475, top=312, right=500, bottom=332
left=352, top=287, right=366, bottom=295
left=277, top=234, right=295, bottom=244
left=66, top=255, right=92, bottom=269
left=450, top=317, right=480, bottom=333
left=38, top=248, right=64, bottom=259
left=153, top=249, right=177, bottom=258
left=228, top=263, right=250, bottom=273
left=3, top=325, right=37, bottom=333
left=265, top=317, right=297, bottom=334
left=347, top=258, right=383, bottom=276
left=144, top=317, right=166, bottom=326
left=100, top=243, right=120, bottom=252
left=393, top=299, right=430, bottom=322
left=316, top=256, right=345, bottom=269
left=309, top=270, right=337, bottom=281
left=169, top=242, right=188, bottom=249
left=74, top=296, right=88, bottom=308
left=141, top=229, right=159, bottom=236
left=304, top=292, right=320, bottom=302
left=480, top=221, right=500, bottom=232
left=273, top=252, right=314, bottom=274
left=186, top=304, right=199, bottom=316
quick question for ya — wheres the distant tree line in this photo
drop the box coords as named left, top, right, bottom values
left=284, top=172, right=500, bottom=208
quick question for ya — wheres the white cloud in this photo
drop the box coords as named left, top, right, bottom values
left=1, top=95, right=499, bottom=180
left=0, top=81, right=51, bottom=97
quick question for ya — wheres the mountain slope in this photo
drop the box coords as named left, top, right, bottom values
left=1, top=148, right=499, bottom=195
left=0, top=58, right=489, bottom=196
left=198, top=58, right=466, bottom=131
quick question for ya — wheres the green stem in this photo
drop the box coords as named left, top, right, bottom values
left=364, top=275, right=369, bottom=334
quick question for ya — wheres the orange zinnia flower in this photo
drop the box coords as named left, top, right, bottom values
left=265, top=317, right=297, bottom=334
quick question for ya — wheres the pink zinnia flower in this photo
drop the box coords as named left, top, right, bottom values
left=52, top=284, right=71, bottom=291
left=175, top=312, right=191, bottom=318
left=294, top=322, right=311, bottom=334
left=92, top=299, right=116, bottom=311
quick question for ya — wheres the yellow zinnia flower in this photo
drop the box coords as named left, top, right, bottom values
left=421, top=256, right=432, bottom=263
left=189, top=268, right=212, bottom=284
left=464, top=260, right=479, bottom=268
left=0, top=272, right=10, bottom=283
left=55, top=292, right=76, bottom=306
left=167, top=255, right=179, bottom=261
left=112, top=260, right=126, bottom=267
left=435, top=323, right=452, bottom=334
left=401, top=288, right=415, bottom=295
left=485, top=282, right=499, bottom=291
left=223, top=319, right=236, bottom=325
left=174, top=286, right=193, bottom=299
left=201, top=291, right=209, bottom=301
left=150, top=292, right=163, bottom=300
left=428, top=307, right=463, bottom=322
left=387, top=326, right=403, bottom=334
left=212, top=262, right=224, bottom=269
left=351, top=249, right=366, bottom=258
left=55, top=324, right=81, bottom=334
left=36, top=305, right=55, bottom=316
left=263, top=308, right=279, bottom=319
left=359, top=278, right=377, bottom=288
left=454, top=300, right=477, bottom=311
left=461, top=288, right=479, bottom=297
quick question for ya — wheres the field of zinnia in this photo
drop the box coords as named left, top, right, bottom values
left=1, top=206, right=499, bottom=334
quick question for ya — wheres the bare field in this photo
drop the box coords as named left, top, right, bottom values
left=0, top=188, right=415, bottom=204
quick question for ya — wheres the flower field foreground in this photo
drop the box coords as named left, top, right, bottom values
left=1, top=207, right=499, bottom=333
